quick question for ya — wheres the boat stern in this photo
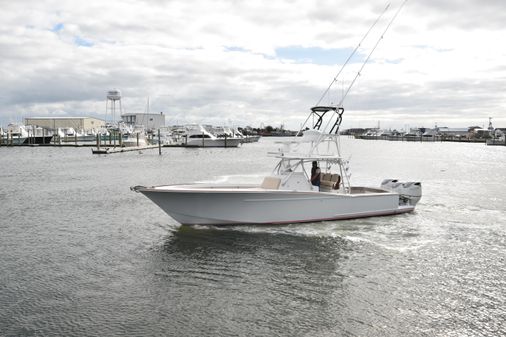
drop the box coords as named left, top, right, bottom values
left=380, top=179, right=422, bottom=206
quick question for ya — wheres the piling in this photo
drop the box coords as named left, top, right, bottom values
left=158, top=129, right=162, bottom=155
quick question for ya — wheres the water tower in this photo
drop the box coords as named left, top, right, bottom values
left=106, top=89, right=122, bottom=123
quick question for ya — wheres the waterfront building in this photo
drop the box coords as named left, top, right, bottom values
left=24, top=117, right=105, bottom=131
left=437, top=127, right=470, bottom=138
left=121, top=112, right=165, bottom=130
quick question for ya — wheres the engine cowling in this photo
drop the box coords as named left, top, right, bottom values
left=381, top=179, right=422, bottom=206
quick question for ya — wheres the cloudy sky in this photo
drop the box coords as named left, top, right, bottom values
left=1, top=0, right=505, bottom=130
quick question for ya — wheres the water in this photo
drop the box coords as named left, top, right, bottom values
left=1, top=138, right=505, bottom=336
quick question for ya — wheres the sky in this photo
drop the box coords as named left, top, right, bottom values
left=1, top=0, right=505, bottom=131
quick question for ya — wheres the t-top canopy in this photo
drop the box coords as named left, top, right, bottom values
left=310, top=106, right=338, bottom=113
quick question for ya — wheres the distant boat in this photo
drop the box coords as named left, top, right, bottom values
left=181, top=125, right=241, bottom=148
left=102, top=122, right=148, bottom=147
left=121, top=125, right=148, bottom=147
left=60, top=127, right=97, bottom=142
left=486, top=136, right=506, bottom=146
left=232, top=128, right=260, bottom=143
left=1, top=124, right=28, bottom=144
left=1, top=124, right=52, bottom=145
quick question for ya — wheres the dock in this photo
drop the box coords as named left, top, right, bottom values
left=91, top=145, right=160, bottom=154
left=352, top=134, right=488, bottom=143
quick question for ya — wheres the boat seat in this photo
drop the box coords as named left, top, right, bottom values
left=320, top=173, right=341, bottom=191
left=331, top=174, right=341, bottom=189
left=260, top=177, right=281, bottom=190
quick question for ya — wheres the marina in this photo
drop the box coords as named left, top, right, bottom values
left=1, top=138, right=505, bottom=336
left=0, top=123, right=260, bottom=150
left=0, top=90, right=261, bottom=151
left=344, top=118, right=506, bottom=146
left=2, top=0, right=506, bottom=336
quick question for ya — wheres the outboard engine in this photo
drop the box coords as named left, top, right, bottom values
left=381, top=179, right=422, bottom=206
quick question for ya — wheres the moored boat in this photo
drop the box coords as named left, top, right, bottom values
left=1, top=124, right=53, bottom=145
left=181, top=125, right=241, bottom=148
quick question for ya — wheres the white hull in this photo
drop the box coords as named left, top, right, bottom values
left=136, top=184, right=414, bottom=225
left=240, top=135, right=261, bottom=143
left=122, top=138, right=148, bottom=147
left=61, top=135, right=97, bottom=142
left=184, top=138, right=241, bottom=147
left=1, top=136, right=27, bottom=145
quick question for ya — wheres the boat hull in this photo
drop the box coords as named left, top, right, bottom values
left=25, top=136, right=54, bottom=144
left=1, top=136, right=27, bottom=145
left=184, top=138, right=241, bottom=148
left=137, top=185, right=414, bottom=225
left=1, top=136, right=53, bottom=145
left=122, top=138, right=148, bottom=147
left=61, top=135, right=97, bottom=142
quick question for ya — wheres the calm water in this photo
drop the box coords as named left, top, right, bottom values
left=1, top=138, right=505, bottom=336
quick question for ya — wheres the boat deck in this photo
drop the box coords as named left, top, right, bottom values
left=147, top=184, right=393, bottom=196
left=350, top=186, right=389, bottom=194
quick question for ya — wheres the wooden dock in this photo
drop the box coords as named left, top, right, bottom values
left=91, top=145, right=160, bottom=154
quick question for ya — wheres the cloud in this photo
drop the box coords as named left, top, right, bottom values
left=0, top=0, right=505, bottom=129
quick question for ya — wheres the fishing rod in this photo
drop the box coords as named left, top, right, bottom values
left=310, top=0, right=408, bottom=152
left=336, top=0, right=408, bottom=108
left=315, top=2, right=391, bottom=107
left=296, top=2, right=391, bottom=136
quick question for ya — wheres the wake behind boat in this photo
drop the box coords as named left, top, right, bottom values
left=131, top=1, right=421, bottom=226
